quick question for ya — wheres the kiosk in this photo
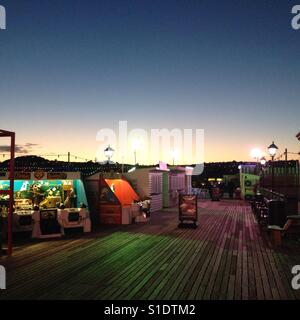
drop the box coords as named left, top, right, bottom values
left=84, top=173, right=140, bottom=225
left=124, top=168, right=164, bottom=213
left=0, top=172, right=90, bottom=235
left=98, top=177, right=139, bottom=225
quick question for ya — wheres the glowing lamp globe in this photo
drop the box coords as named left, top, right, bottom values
left=132, top=139, right=141, bottom=151
left=268, top=141, right=278, bottom=157
left=104, top=145, right=114, bottom=162
left=260, top=157, right=266, bottom=166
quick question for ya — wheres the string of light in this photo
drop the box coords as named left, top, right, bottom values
left=1, top=152, right=93, bottom=162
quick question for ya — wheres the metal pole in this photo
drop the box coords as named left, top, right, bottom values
left=271, top=155, right=274, bottom=199
left=8, top=133, right=15, bottom=256
left=284, top=148, right=288, bottom=197
left=134, top=150, right=136, bottom=165
left=68, top=152, right=70, bottom=164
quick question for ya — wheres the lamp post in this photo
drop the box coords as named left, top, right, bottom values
left=132, top=139, right=140, bottom=165
left=268, top=141, right=278, bottom=198
left=104, top=145, right=114, bottom=164
left=172, top=148, right=179, bottom=166
left=260, top=156, right=267, bottom=191
left=134, top=149, right=137, bottom=165
left=121, top=156, right=124, bottom=174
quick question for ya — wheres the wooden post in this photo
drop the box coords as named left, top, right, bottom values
left=0, top=129, right=15, bottom=256
left=284, top=148, right=288, bottom=198
left=7, top=133, right=15, bottom=256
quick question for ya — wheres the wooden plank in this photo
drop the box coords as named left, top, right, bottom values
left=202, top=206, right=233, bottom=299
left=2, top=200, right=300, bottom=300
left=189, top=207, right=231, bottom=299
left=155, top=214, right=220, bottom=299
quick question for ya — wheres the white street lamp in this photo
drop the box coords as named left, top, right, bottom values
left=260, top=157, right=266, bottom=166
left=104, top=145, right=114, bottom=163
left=268, top=141, right=278, bottom=197
left=268, top=141, right=278, bottom=160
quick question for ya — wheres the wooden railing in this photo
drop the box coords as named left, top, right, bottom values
left=260, top=188, right=298, bottom=215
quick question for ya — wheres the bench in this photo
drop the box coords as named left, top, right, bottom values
left=268, top=215, right=300, bottom=246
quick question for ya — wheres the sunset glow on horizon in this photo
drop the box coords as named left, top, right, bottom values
left=1, top=1, right=299, bottom=164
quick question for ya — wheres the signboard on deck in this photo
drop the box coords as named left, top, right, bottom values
left=178, top=194, right=198, bottom=227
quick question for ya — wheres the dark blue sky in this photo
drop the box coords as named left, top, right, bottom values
left=0, top=0, right=299, bottom=163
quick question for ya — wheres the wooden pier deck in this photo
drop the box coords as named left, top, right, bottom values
left=1, top=200, right=300, bottom=300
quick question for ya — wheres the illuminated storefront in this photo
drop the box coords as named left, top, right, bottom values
left=0, top=172, right=88, bottom=232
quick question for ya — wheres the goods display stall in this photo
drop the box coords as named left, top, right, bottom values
left=124, top=166, right=193, bottom=211
left=85, top=173, right=141, bottom=225
left=124, top=168, right=164, bottom=213
left=0, top=172, right=90, bottom=235
left=99, top=176, right=139, bottom=224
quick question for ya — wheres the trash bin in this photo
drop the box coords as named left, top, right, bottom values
left=268, top=200, right=286, bottom=228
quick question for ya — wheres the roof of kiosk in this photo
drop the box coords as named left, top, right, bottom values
left=105, top=178, right=139, bottom=205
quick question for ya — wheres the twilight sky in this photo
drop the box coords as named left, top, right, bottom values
left=0, top=0, right=300, bottom=164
